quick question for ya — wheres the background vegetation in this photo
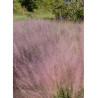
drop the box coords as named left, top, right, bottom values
left=13, top=0, right=84, bottom=21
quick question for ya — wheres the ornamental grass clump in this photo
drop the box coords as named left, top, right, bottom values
left=13, top=19, right=84, bottom=98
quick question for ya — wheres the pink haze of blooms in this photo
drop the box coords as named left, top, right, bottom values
left=13, top=19, right=84, bottom=98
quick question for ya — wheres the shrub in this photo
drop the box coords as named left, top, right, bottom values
left=53, top=1, right=84, bottom=21
left=76, top=7, right=84, bottom=20
left=13, top=2, right=23, bottom=14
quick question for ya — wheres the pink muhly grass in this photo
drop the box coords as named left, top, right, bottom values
left=13, top=19, right=84, bottom=98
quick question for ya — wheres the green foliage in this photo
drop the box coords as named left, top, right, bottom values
left=53, top=1, right=84, bottom=21
left=67, top=2, right=84, bottom=21
left=36, top=0, right=84, bottom=21
left=76, top=7, right=84, bottom=20
left=20, top=0, right=37, bottom=12
left=13, top=1, right=23, bottom=14
left=35, top=0, right=53, bottom=12
left=35, top=0, right=63, bottom=12
left=13, top=0, right=84, bottom=21
left=57, top=88, right=71, bottom=98
left=53, top=87, right=84, bottom=98
left=53, top=87, right=73, bottom=98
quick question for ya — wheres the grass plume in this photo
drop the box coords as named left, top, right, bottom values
left=13, top=19, right=84, bottom=98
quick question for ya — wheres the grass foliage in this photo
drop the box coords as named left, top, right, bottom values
left=13, top=19, right=84, bottom=98
left=13, top=12, right=55, bottom=20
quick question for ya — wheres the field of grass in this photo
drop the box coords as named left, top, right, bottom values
left=13, top=19, right=84, bottom=98
left=13, top=12, right=55, bottom=20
